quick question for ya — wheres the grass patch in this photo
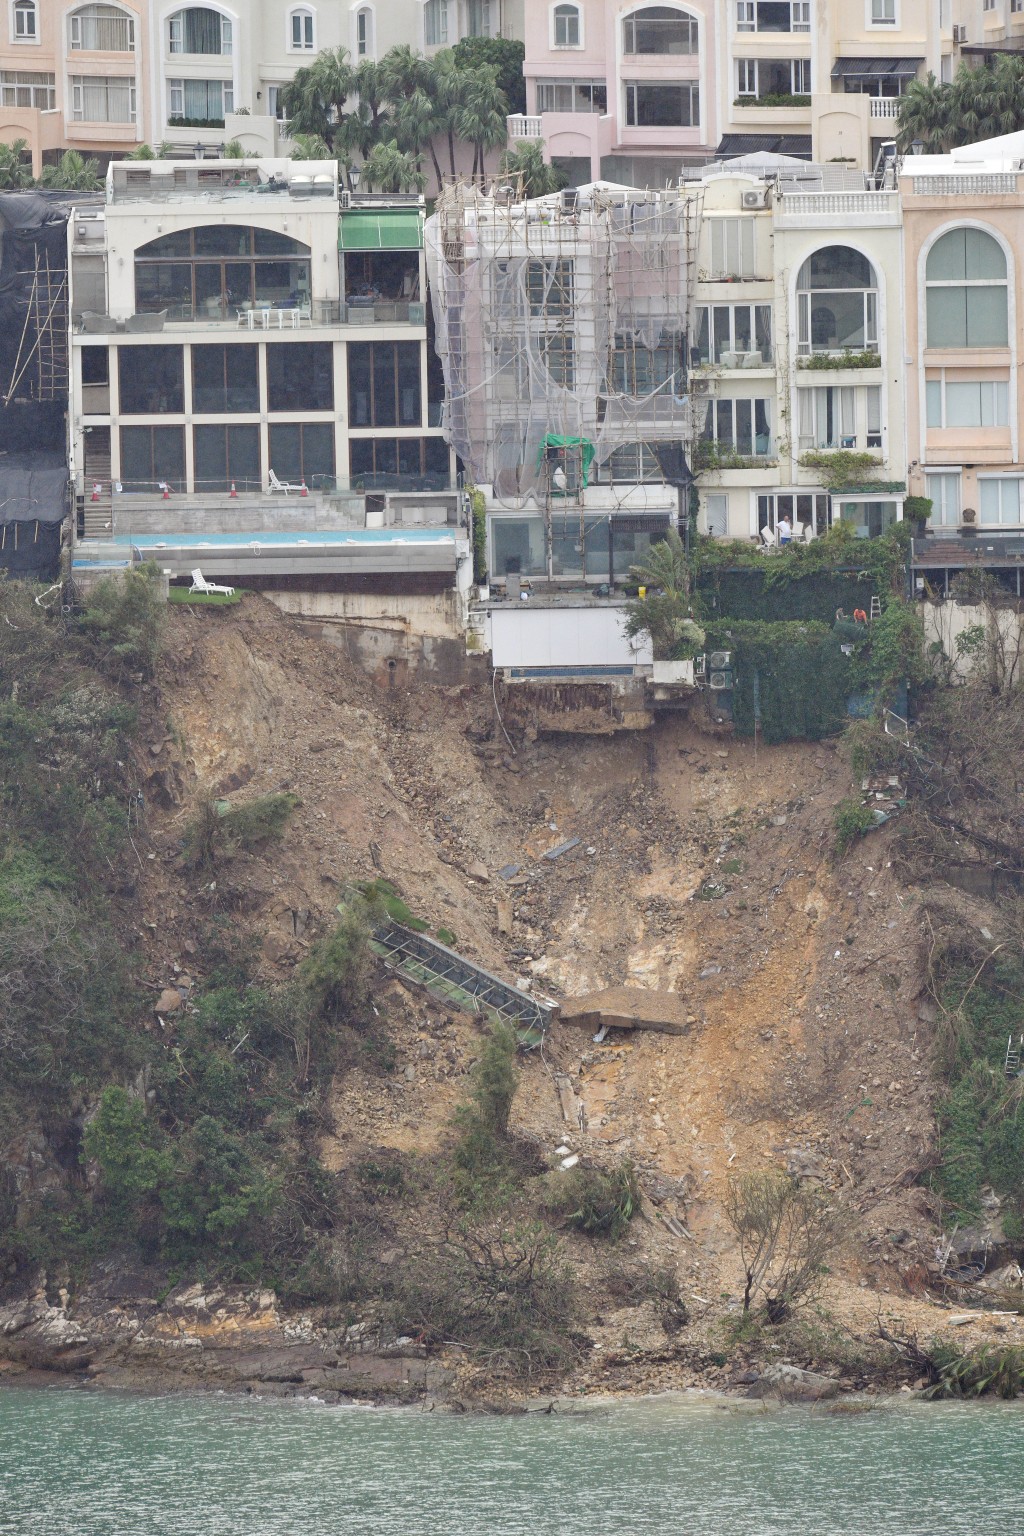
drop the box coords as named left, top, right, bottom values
left=168, top=586, right=243, bottom=606
left=833, top=797, right=875, bottom=857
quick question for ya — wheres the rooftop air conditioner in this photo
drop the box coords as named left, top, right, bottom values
left=708, top=650, right=731, bottom=670
left=742, top=189, right=767, bottom=209
left=709, top=671, right=732, bottom=690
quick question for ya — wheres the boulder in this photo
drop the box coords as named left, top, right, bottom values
left=748, top=1363, right=839, bottom=1402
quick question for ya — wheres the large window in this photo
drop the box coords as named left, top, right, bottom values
left=979, top=477, right=1024, bottom=525
left=194, top=424, right=260, bottom=490
left=71, top=75, right=136, bottom=123
left=120, top=425, right=185, bottom=492
left=925, top=471, right=961, bottom=526
left=69, top=5, right=135, bottom=51
left=796, top=246, right=878, bottom=355
left=267, top=341, right=333, bottom=412
left=467, top=0, right=491, bottom=37
left=168, top=78, right=233, bottom=122
left=708, top=218, right=756, bottom=279
left=798, top=385, right=882, bottom=450
left=736, top=1, right=810, bottom=31
left=736, top=58, right=810, bottom=99
left=695, top=303, right=772, bottom=364
left=347, top=342, right=420, bottom=427
left=289, top=7, right=314, bottom=48
left=355, top=6, right=372, bottom=55
left=526, top=258, right=573, bottom=316
left=118, top=345, right=184, bottom=413
left=625, top=81, right=699, bottom=126
left=553, top=3, right=580, bottom=45
left=925, top=378, right=1009, bottom=429
left=701, top=398, right=772, bottom=458
left=192, top=344, right=259, bottom=412
left=269, top=423, right=334, bottom=486
left=541, top=333, right=575, bottom=387
left=758, top=491, right=830, bottom=537
left=622, top=6, right=699, bottom=54
left=536, top=79, right=607, bottom=112
left=0, top=70, right=54, bottom=108
left=424, top=0, right=447, bottom=44
left=13, top=1, right=36, bottom=40
left=349, top=437, right=450, bottom=489
left=135, top=226, right=311, bottom=320
left=168, top=7, right=232, bottom=54
left=925, top=229, right=1008, bottom=349
left=610, top=333, right=684, bottom=394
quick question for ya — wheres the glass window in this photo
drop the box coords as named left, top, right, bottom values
left=168, top=7, right=231, bottom=54
left=192, top=345, right=259, bottom=412
left=69, top=5, right=135, bottom=51
left=705, top=492, right=729, bottom=537
left=290, top=8, right=314, bottom=48
left=71, top=75, right=136, bottom=123
left=13, top=1, right=36, bottom=40
left=118, top=345, right=184, bottom=413
left=492, top=517, right=547, bottom=577
left=0, top=70, right=54, bottom=108
left=695, top=304, right=772, bottom=363
left=424, top=0, right=448, bottom=44
left=536, top=79, right=607, bottom=112
left=194, top=424, right=260, bottom=490
left=926, top=379, right=1009, bottom=429
left=837, top=500, right=897, bottom=537
left=269, top=423, right=335, bottom=486
left=356, top=6, right=372, bottom=55
left=979, top=478, right=1022, bottom=524
left=925, top=229, right=1008, bottom=348
left=349, top=437, right=449, bottom=489
left=526, top=259, right=573, bottom=315
left=81, top=346, right=108, bottom=385
left=798, top=385, right=857, bottom=449
left=467, top=0, right=491, bottom=37
left=871, top=0, right=896, bottom=21
left=925, top=471, right=960, bottom=526
left=135, top=227, right=311, bottom=321
left=553, top=3, right=580, bottom=45
left=611, top=332, right=683, bottom=393
left=120, top=425, right=185, bottom=491
left=624, top=81, right=699, bottom=127
left=542, top=333, right=575, bottom=387
left=708, top=219, right=756, bottom=279
left=168, top=78, right=231, bottom=122
left=758, top=492, right=830, bottom=537
left=738, top=1, right=810, bottom=29
left=701, top=398, right=772, bottom=457
left=267, top=341, right=333, bottom=412
left=796, top=245, right=878, bottom=355
left=622, top=6, right=699, bottom=54
left=347, top=341, right=420, bottom=427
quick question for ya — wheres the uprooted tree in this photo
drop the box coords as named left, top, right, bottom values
left=725, top=1171, right=845, bottom=1323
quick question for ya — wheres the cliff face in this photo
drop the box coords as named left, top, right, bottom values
left=3, top=590, right=1020, bottom=1401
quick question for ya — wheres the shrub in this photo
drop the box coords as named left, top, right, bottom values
left=183, top=793, right=299, bottom=869
left=542, top=1161, right=640, bottom=1241
left=300, top=908, right=372, bottom=1026
left=833, top=796, right=876, bottom=856
left=725, top=1171, right=845, bottom=1323
left=359, top=877, right=429, bottom=932
left=76, top=564, right=164, bottom=680
left=451, top=1022, right=520, bottom=1207
left=926, top=1343, right=1024, bottom=1400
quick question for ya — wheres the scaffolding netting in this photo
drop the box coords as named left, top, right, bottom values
left=425, top=182, right=702, bottom=505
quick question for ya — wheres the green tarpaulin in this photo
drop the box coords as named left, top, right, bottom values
left=339, top=210, right=423, bottom=250
left=537, top=434, right=596, bottom=491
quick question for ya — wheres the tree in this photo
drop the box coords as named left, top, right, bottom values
left=452, top=36, right=527, bottom=116
left=360, top=139, right=426, bottom=194
left=498, top=142, right=567, bottom=199
left=896, top=58, right=1024, bottom=153
left=39, top=150, right=102, bottom=191
left=455, top=65, right=509, bottom=184
left=623, top=527, right=706, bottom=661
left=280, top=46, right=355, bottom=143
left=222, top=138, right=246, bottom=159
left=289, top=132, right=333, bottom=160
left=725, top=1171, right=844, bottom=1322
left=0, top=139, right=32, bottom=189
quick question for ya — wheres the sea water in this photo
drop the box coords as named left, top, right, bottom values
left=0, top=1384, right=1020, bottom=1535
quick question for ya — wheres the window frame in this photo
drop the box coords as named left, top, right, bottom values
left=925, top=227, right=1009, bottom=350
left=11, top=0, right=37, bottom=43
left=737, top=0, right=810, bottom=31
left=701, top=397, right=773, bottom=458
left=695, top=302, right=772, bottom=364
left=622, top=5, right=700, bottom=56
left=288, top=6, right=315, bottom=50
left=978, top=475, right=1023, bottom=525
left=71, top=74, right=138, bottom=124
left=536, top=78, right=607, bottom=113
left=355, top=4, right=373, bottom=57
left=707, top=217, right=757, bottom=279
left=69, top=4, right=137, bottom=52
left=423, top=0, right=448, bottom=46
left=624, top=79, right=700, bottom=128
left=167, top=7, right=233, bottom=56
left=924, top=470, right=961, bottom=526
left=925, top=376, right=1009, bottom=430
left=868, top=0, right=897, bottom=24
left=551, top=2, right=582, bottom=47
left=0, top=69, right=55, bottom=108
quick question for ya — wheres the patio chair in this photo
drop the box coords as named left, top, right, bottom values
left=189, top=568, right=235, bottom=597
left=268, top=468, right=304, bottom=496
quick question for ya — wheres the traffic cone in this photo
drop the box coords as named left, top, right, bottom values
left=90, top=482, right=101, bottom=502
left=229, top=481, right=238, bottom=498
left=161, top=482, right=170, bottom=500
left=300, top=480, right=308, bottom=498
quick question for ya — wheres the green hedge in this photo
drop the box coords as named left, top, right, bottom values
left=699, top=567, right=876, bottom=624
left=707, top=619, right=853, bottom=743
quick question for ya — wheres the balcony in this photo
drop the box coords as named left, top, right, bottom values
left=774, top=188, right=899, bottom=228
left=76, top=299, right=426, bottom=334
left=869, top=97, right=902, bottom=120
left=507, top=115, right=543, bottom=140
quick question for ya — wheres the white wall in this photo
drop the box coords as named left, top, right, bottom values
left=488, top=604, right=651, bottom=669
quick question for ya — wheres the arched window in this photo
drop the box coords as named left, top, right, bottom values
left=13, top=0, right=37, bottom=41
left=553, top=3, right=581, bottom=46
left=925, top=228, right=1008, bottom=348
left=69, top=4, right=136, bottom=52
left=796, top=246, right=878, bottom=356
left=355, top=5, right=373, bottom=55
left=289, top=6, right=314, bottom=49
left=168, top=7, right=233, bottom=55
left=622, top=5, right=698, bottom=55
left=134, top=226, right=311, bottom=321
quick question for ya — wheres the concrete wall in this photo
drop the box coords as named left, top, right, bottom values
left=919, top=598, right=1024, bottom=686
left=487, top=602, right=651, bottom=669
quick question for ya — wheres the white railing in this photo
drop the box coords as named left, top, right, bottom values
left=869, top=98, right=901, bottom=119
left=777, top=190, right=898, bottom=216
left=906, top=172, right=1018, bottom=195
left=507, top=114, right=543, bottom=140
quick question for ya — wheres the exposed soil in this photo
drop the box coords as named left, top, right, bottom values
left=5, top=593, right=1022, bottom=1404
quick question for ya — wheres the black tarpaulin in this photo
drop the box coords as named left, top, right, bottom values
left=830, top=57, right=923, bottom=78
left=0, top=447, right=68, bottom=578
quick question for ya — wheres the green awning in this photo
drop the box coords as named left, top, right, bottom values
left=339, top=210, right=423, bottom=250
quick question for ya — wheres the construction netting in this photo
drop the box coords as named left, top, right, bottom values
left=424, top=183, right=701, bottom=504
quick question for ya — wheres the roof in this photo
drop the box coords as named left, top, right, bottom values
left=831, top=56, right=923, bottom=77
left=716, top=134, right=812, bottom=159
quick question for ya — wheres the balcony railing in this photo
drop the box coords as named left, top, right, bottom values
left=904, top=172, right=1019, bottom=196
left=507, top=114, right=543, bottom=139
left=869, top=97, right=902, bottom=119
left=78, top=300, right=426, bottom=333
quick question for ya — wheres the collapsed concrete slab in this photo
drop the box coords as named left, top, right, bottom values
left=556, top=987, right=690, bottom=1036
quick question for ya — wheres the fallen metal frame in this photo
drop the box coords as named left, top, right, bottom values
left=370, top=919, right=553, bottom=1041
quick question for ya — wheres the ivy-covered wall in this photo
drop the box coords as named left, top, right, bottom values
left=706, top=620, right=855, bottom=744
left=699, top=568, right=877, bottom=624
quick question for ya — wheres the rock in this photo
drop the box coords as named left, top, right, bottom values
left=749, top=1363, right=839, bottom=1402
left=699, top=965, right=722, bottom=979
left=466, top=861, right=490, bottom=884
left=154, top=987, right=182, bottom=1015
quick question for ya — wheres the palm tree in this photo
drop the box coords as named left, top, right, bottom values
left=455, top=65, right=508, bottom=184
left=379, top=45, right=444, bottom=190
left=280, top=46, right=355, bottom=144
left=895, top=74, right=951, bottom=153
left=498, top=143, right=568, bottom=199
left=428, top=49, right=465, bottom=180
left=289, top=132, right=333, bottom=160
left=361, top=139, right=426, bottom=194
left=0, top=138, right=33, bottom=189
left=623, top=527, right=704, bottom=661
left=39, top=150, right=102, bottom=191
left=125, top=142, right=157, bottom=161
left=897, top=58, right=1024, bottom=152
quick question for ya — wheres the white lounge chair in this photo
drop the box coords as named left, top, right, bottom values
left=268, top=468, right=304, bottom=496
left=189, top=568, right=234, bottom=597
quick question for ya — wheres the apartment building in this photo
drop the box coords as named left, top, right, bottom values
left=510, top=0, right=955, bottom=184
left=425, top=162, right=908, bottom=585
left=0, top=2, right=525, bottom=174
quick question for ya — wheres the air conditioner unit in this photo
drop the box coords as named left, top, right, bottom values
left=339, top=189, right=351, bottom=210
left=708, top=650, right=731, bottom=670
left=709, top=671, right=732, bottom=690
left=690, top=377, right=714, bottom=395
left=741, top=189, right=767, bottom=209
